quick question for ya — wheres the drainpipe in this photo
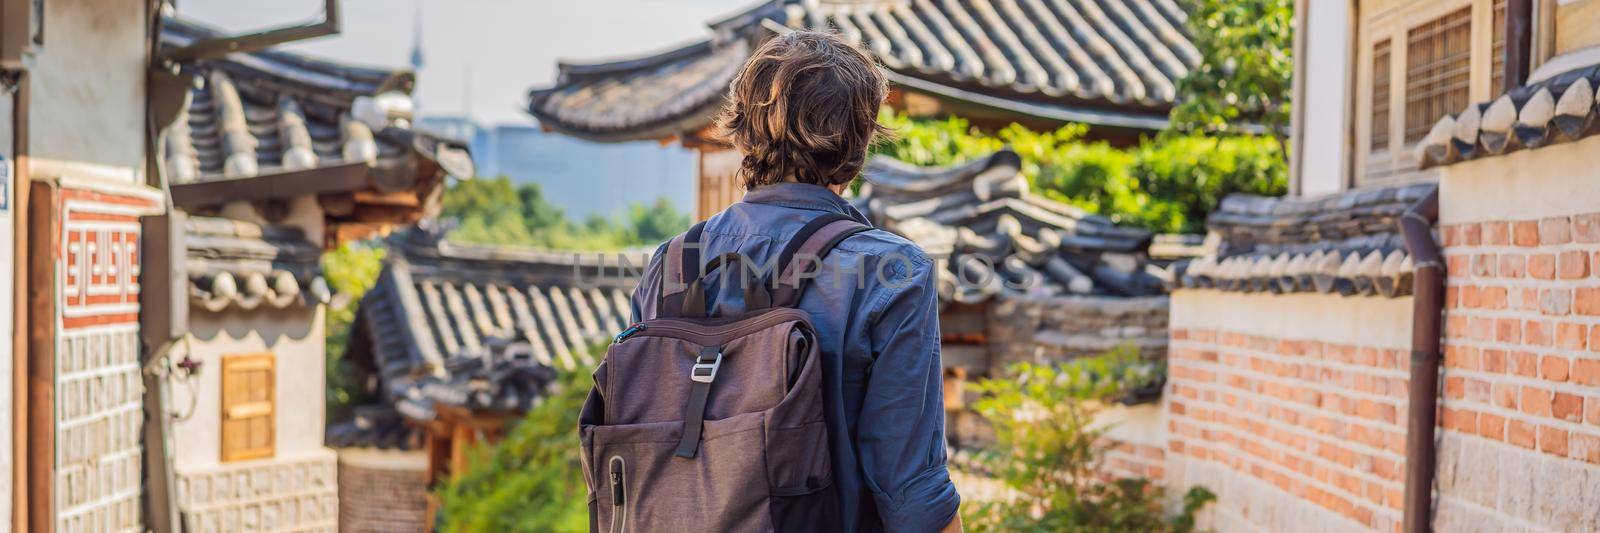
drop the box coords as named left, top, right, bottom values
left=1400, top=189, right=1443, bottom=533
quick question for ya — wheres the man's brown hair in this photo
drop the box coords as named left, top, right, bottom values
left=717, top=31, right=890, bottom=190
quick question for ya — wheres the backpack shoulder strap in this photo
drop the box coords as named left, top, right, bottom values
left=658, top=221, right=706, bottom=318
left=770, top=214, right=870, bottom=307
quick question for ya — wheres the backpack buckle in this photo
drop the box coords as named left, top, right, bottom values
left=690, top=351, right=723, bottom=383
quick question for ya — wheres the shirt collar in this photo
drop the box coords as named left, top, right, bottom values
left=741, top=182, right=873, bottom=225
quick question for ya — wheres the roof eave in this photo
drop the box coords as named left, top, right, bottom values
left=884, top=71, right=1174, bottom=132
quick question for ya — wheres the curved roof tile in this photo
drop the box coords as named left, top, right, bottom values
left=527, top=0, right=1196, bottom=142
left=343, top=228, right=644, bottom=422
left=1417, top=63, right=1600, bottom=169
left=1172, top=182, right=1437, bottom=298
left=854, top=149, right=1165, bottom=302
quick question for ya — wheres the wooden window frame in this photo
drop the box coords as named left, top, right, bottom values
left=1371, top=38, right=1393, bottom=152
left=1403, top=6, right=1474, bottom=145
left=1353, top=0, right=1481, bottom=187
left=220, top=353, right=275, bottom=463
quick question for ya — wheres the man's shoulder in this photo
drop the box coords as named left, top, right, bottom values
left=837, top=227, right=931, bottom=266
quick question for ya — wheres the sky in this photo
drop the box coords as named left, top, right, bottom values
left=178, top=0, right=748, bottom=126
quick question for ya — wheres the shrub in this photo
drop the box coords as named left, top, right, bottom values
left=962, top=348, right=1214, bottom=532
left=435, top=368, right=591, bottom=533
left=872, top=110, right=1286, bottom=234
left=322, top=242, right=385, bottom=420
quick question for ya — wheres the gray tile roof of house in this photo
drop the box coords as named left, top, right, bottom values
left=160, top=18, right=473, bottom=229
left=527, top=0, right=1197, bottom=142
left=1172, top=181, right=1437, bottom=298
left=1416, top=63, right=1600, bottom=169
left=325, top=405, right=424, bottom=451
left=185, top=216, right=331, bottom=312
left=853, top=149, right=1166, bottom=303
left=343, top=227, right=644, bottom=423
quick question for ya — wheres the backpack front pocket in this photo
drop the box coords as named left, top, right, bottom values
left=585, top=411, right=771, bottom=532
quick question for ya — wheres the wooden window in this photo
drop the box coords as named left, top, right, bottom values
left=221, top=353, right=275, bottom=462
left=1492, top=0, right=1507, bottom=93
left=1404, top=7, right=1473, bottom=144
left=1372, top=39, right=1392, bottom=151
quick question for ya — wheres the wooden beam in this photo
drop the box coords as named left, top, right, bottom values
left=352, top=189, right=420, bottom=207
left=169, top=161, right=369, bottom=208
left=10, top=69, right=28, bottom=533
left=26, top=180, right=53, bottom=533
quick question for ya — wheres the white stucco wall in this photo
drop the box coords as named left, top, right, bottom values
left=1170, top=290, right=1414, bottom=348
left=1296, top=0, right=1354, bottom=197
left=1438, top=134, right=1600, bottom=223
left=26, top=0, right=148, bottom=182
left=0, top=88, right=14, bottom=532
left=171, top=306, right=330, bottom=471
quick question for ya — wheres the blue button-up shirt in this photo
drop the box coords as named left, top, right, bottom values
left=628, top=182, right=960, bottom=532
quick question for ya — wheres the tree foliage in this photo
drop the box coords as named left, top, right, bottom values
left=874, top=111, right=1285, bottom=233
left=435, top=366, right=592, bottom=533
left=962, top=348, right=1215, bottom=532
left=321, top=241, right=386, bottom=420
left=1168, top=0, right=1295, bottom=142
left=442, top=176, right=690, bottom=250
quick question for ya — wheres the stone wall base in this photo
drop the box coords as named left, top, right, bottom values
left=174, top=451, right=339, bottom=532
left=336, top=448, right=429, bottom=533
left=1166, top=457, right=1370, bottom=533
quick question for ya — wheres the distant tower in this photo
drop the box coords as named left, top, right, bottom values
left=409, top=0, right=424, bottom=71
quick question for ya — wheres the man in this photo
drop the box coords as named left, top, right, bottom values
left=628, top=31, right=962, bottom=532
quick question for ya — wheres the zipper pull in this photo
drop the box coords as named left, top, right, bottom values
left=609, top=456, right=625, bottom=504
left=614, top=323, right=646, bottom=343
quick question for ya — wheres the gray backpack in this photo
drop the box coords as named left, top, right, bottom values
left=580, top=214, right=868, bottom=532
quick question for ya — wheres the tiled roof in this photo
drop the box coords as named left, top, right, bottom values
left=1172, top=182, right=1437, bottom=297
left=185, top=216, right=331, bottom=312
left=161, top=18, right=473, bottom=243
left=853, top=149, right=1166, bottom=303
left=1416, top=63, right=1600, bottom=169
left=344, top=227, right=643, bottom=422
left=325, top=406, right=424, bottom=451
left=527, top=0, right=1196, bottom=142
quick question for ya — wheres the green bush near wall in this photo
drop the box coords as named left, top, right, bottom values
left=873, top=111, right=1287, bottom=234
left=435, top=367, right=591, bottom=533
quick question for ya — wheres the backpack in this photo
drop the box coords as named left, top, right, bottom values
left=579, top=213, right=868, bottom=533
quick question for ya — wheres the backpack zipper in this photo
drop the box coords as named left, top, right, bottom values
left=627, top=308, right=810, bottom=344
left=614, top=323, right=646, bottom=343
left=609, top=455, right=627, bottom=533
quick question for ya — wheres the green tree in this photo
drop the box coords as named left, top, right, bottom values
left=1169, top=0, right=1295, bottom=157
left=322, top=241, right=385, bottom=419
left=627, top=197, right=693, bottom=245
left=435, top=366, right=591, bottom=533
left=440, top=176, right=689, bottom=250
left=963, top=349, right=1214, bottom=532
left=873, top=110, right=1285, bottom=233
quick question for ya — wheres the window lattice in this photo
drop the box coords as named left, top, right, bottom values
left=1405, top=7, right=1473, bottom=144
left=1492, top=0, right=1508, bottom=93
left=1372, top=39, right=1392, bottom=151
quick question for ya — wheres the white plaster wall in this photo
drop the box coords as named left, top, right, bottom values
left=1169, top=290, right=1414, bottom=349
left=0, top=89, right=14, bottom=532
left=1439, top=134, right=1600, bottom=223
left=1297, top=0, right=1354, bottom=197
left=26, top=0, right=148, bottom=182
left=1096, top=403, right=1166, bottom=449
left=170, top=306, right=329, bottom=471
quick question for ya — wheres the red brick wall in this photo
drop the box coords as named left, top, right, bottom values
left=1100, top=439, right=1166, bottom=481
left=1166, top=325, right=1409, bottom=532
left=338, top=455, right=429, bottom=533
left=1431, top=212, right=1600, bottom=530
